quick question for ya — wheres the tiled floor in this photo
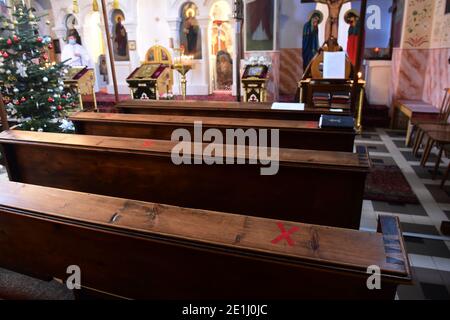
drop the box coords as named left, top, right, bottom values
left=0, top=128, right=450, bottom=299
left=358, top=128, right=450, bottom=300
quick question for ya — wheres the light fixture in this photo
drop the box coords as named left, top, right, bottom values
left=73, top=0, right=79, bottom=14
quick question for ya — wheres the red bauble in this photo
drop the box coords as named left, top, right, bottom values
left=20, top=97, right=26, bottom=102
left=2, top=52, right=9, bottom=58
left=37, top=37, right=43, bottom=43
left=57, top=105, right=63, bottom=111
left=13, top=35, right=19, bottom=43
left=48, top=44, right=53, bottom=49
left=14, top=100, right=20, bottom=105
left=6, top=38, right=12, bottom=45
left=48, top=97, right=55, bottom=103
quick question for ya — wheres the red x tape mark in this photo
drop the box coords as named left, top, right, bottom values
left=271, top=222, right=299, bottom=247
left=142, top=140, right=154, bottom=148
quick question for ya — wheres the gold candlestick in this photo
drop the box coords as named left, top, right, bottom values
left=172, top=52, right=193, bottom=100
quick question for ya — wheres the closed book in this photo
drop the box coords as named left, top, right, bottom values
left=319, top=115, right=355, bottom=129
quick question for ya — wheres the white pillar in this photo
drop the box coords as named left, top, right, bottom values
left=197, top=16, right=210, bottom=95
left=124, top=21, right=140, bottom=70
left=167, top=17, right=181, bottom=95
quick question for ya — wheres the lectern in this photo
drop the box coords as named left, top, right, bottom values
left=126, top=64, right=171, bottom=100
left=241, top=64, right=269, bottom=103
left=63, top=66, right=97, bottom=111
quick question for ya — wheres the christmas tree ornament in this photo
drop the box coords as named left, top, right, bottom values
left=3, top=52, right=9, bottom=58
left=13, top=35, right=19, bottom=43
left=43, top=77, right=48, bottom=82
left=6, top=39, right=12, bottom=46
left=47, top=97, right=54, bottom=103
left=36, top=37, right=43, bottom=43
left=16, top=61, right=28, bottom=77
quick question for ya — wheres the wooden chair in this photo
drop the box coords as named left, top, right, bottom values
left=420, top=130, right=450, bottom=179
left=412, top=88, right=450, bottom=155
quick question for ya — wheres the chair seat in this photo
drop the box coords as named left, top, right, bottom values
left=417, top=123, right=450, bottom=131
left=427, top=130, right=450, bottom=143
left=412, top=116, right=444, bottom=126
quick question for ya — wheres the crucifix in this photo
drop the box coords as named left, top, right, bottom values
left=315, top=0, right=351, bottom=41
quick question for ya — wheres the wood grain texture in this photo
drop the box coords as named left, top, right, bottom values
left=0, top=181, right=411, bottom=299
left=115, top=99, right=352, bottom=121
left=0, top=131, right=370, bottom=229
left=70, top=112, right=356, bottom=152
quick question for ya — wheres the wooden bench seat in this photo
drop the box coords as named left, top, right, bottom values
left=0, top=181, right=412, bottom=299
left=116, top=99, right=352, bottom=121
left=0, top=130, right=370, bottom=229
left=70, top=112, right=356, bottom=152
left=391, top=99, right=440, bottom=145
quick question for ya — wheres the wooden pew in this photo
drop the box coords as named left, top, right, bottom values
left=116, top=99, right=352, bottom=121
left=70, top=112, right=356, bottom=152
left=0, top=181, right=412, bottom=299
left=0, top=130, right=370, bottom=229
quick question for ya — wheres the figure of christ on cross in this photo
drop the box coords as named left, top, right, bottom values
left=316, top=0, right=351, bottom=41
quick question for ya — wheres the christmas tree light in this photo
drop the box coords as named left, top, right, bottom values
left=0, top=2, right=79, bottom=132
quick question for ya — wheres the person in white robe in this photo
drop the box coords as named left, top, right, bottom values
left=61, top=34, right=99, bottom=92
left=61, top=35, right=94, bottom=68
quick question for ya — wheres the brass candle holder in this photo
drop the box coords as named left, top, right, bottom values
left=172, top=50, right=193, bottom=100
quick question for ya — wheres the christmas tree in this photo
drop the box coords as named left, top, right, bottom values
left=0, top=2, right=78, bottom=133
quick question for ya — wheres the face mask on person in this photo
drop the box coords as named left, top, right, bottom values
left=68, top=39, right=77, bottom=45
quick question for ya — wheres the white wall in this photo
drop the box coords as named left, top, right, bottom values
left=279, top=0, right=315, bottom=49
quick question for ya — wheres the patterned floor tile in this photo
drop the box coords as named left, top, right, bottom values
left=420, top=283, right=450, bottom=300
left=372, top=201, right=428, bottom=216
left=404, top=237, right=450, bottom=259
left=356, top=143, right=389, bottom=153
left=394, top=140, right=407, bottom=148
left=425, top=184, right=450, bottom=204
left=402, top=151, right=438, bottom=163
left=359, top=133, right=382, bottom=141
left=370, top=156, right=397, bottom=166
left=385, top=130, right=407, bottom=138
left=444, top=211, right=450, bottom=220
left=401, top=223, right=440, bottom=235
left=411, top=165, right=446, bottom=180
left=397, top=284, right=426, bottom=300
